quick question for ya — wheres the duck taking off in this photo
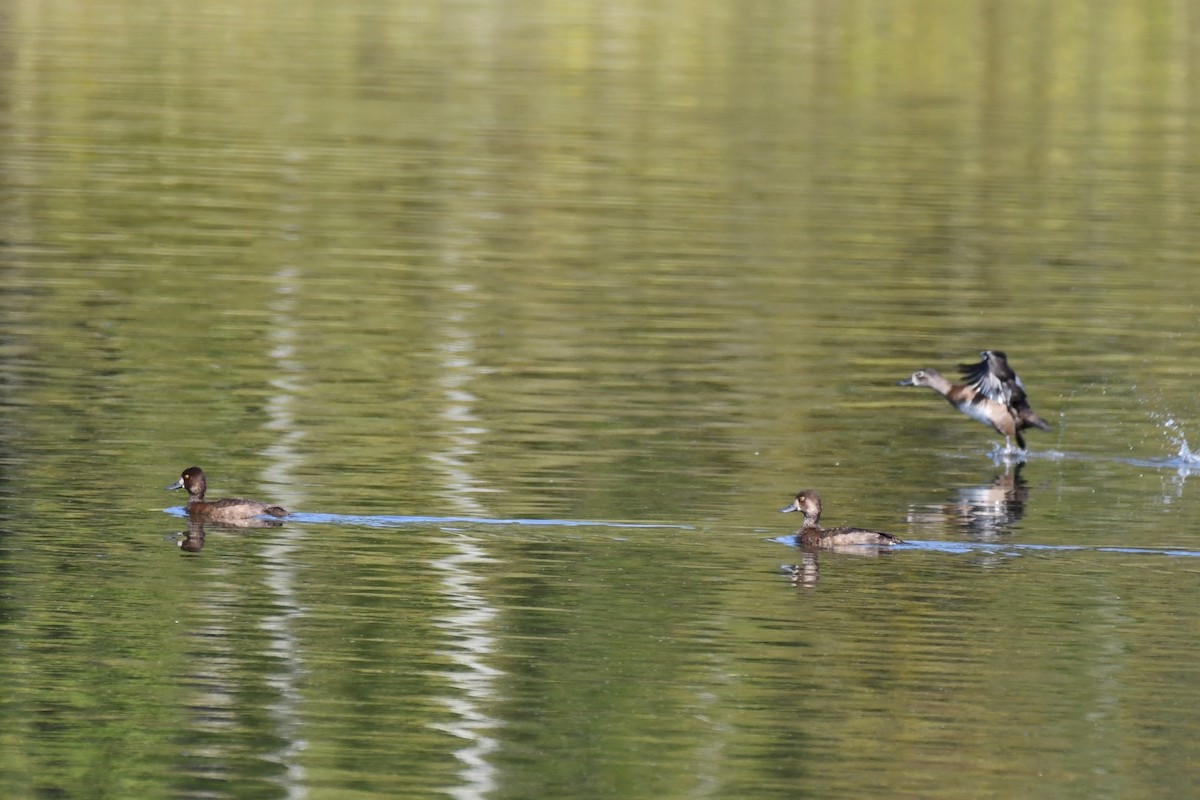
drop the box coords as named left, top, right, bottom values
left=899, top=350, right=1050, bottom=451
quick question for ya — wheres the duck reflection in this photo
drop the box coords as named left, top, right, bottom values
left=782, top=546, right=896, bottom=589
left=173, top=514, right=284, bottom=554
left=906, top=464, right=1029, bottom=540
left=178, top=521, right=207, bottom=552
left=783, top=551, right=821, bottom=589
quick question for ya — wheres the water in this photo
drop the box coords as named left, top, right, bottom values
left=4, top=1, right=1200, bottom=798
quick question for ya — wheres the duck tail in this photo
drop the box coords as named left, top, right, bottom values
left=1022, top=410, right=1051, bottom=432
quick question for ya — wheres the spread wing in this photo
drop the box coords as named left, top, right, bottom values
left=959, top=351, right=1034, bottom=409
left=958, top=357, right=1014, bottom=406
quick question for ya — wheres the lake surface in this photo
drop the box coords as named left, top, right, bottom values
left=3, top=1, right=1200, bottom=798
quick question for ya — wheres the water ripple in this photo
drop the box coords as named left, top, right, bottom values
left=768, top=536, right=1200, bottom=558
left=164, top=507, right=690, bottom=530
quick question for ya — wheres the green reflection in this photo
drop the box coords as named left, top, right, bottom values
left=3, top=1, right=1200, bottom=799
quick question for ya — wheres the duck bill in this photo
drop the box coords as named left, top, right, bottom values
left=896, top=377, right=915, bottom=386
left=165, top=478, right=185, bottom=491
left=779, top=502, right=800, bottom=513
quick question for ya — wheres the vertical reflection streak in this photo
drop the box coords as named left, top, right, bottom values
left=428, top=289, right=503, bottom=800
left=258, top=265, right=310, bottom=799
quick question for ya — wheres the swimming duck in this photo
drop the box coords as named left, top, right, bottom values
left=779, top=490, right=904, bottom=548
left=166, top=466, right=287, bottom=523
left=899, top=350, right=1051, bottom=451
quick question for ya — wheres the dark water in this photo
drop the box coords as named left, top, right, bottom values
left=4, top=2, right=1200, bottom=798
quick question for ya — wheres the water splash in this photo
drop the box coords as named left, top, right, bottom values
left=1125, top=414, right=1200, bottom=490
left=1156, top=416, right=1200, bottom=468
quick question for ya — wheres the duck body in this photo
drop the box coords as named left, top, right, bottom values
left=899, top=350, right=1050, bottom=450
left=167, top=466, right=287, bottom=523
left=779, top=490, right=903, bottom=548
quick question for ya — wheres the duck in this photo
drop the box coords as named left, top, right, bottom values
left=166, top=466, right=287, bottom=523
left=898, top=350, right=1051, bottom=451
left=779, top=490, right=904, bottom=548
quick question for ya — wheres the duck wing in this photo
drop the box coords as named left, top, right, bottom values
left=980, top=352, right=1050, bottom=431
left=958, top=356, right=1013, bottom=406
